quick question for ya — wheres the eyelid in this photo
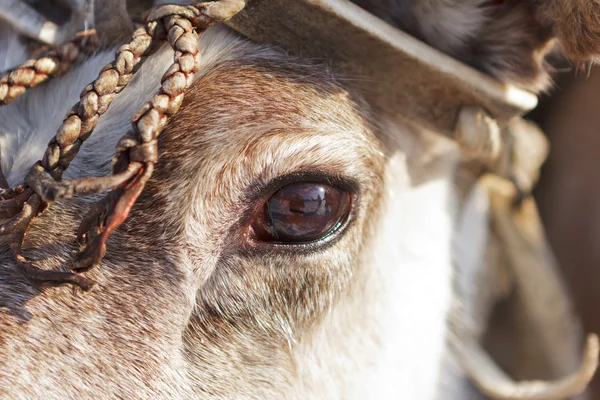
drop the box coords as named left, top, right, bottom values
left=243, top=171, right=360, bottom=205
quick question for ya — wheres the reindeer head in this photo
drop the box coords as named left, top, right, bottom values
left=0, top=0, right=598, bottom=399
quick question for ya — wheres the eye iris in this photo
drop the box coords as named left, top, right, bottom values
left=254, top=183, right=350, bottom=243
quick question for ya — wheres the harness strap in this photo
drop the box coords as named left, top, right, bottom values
left=0, top=0, right=247, bottom=289
left=0, top=30, right=98, bottom=106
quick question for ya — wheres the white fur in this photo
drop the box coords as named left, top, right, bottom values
left=362, top=152, right=455, bottom=399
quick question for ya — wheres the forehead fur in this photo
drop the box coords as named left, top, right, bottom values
left=149, top=42, right=385, bottom=236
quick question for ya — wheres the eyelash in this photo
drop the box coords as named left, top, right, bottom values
left=245, top=171, right=359, bottom=202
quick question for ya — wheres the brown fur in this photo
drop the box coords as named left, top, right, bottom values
left=352, top=0, right=600, bottom=91
left=536, top=0, right=600, bottom=63
left=3, top=0, right=598, bottom=397
left=470, top=0, right=554, bottom=92
left=0, top=41, right=391, bottom=398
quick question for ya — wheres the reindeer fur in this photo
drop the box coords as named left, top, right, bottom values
left=352, top=0, right=600, bottom=91
left=1, top=0, right=597, bottom=398
left=0, top=23, right=473, bottom=398
left=536, top=0, right=600, bottom=63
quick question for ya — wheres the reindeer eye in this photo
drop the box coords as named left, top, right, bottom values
left=250, top=183, right=351, bottom=243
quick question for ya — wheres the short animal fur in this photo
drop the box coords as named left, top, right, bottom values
left=0, top=0, right=598, bottom=398
left=353, top=0, right=600, bottom=91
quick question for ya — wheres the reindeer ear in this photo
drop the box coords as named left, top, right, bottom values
left=536, top=0, right=600, bottom=64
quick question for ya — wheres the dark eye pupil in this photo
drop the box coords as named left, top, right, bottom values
left=253, top=183, right=351, bottom=243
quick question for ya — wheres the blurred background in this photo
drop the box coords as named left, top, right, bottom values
left=530, top=65, right=600, bottom=397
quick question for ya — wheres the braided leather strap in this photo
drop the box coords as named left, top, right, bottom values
left=0, top=0, right=246, bottom=290
left=72, top=7, right=206, bottom=271
left=0, top=31, right=99, bottom=106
